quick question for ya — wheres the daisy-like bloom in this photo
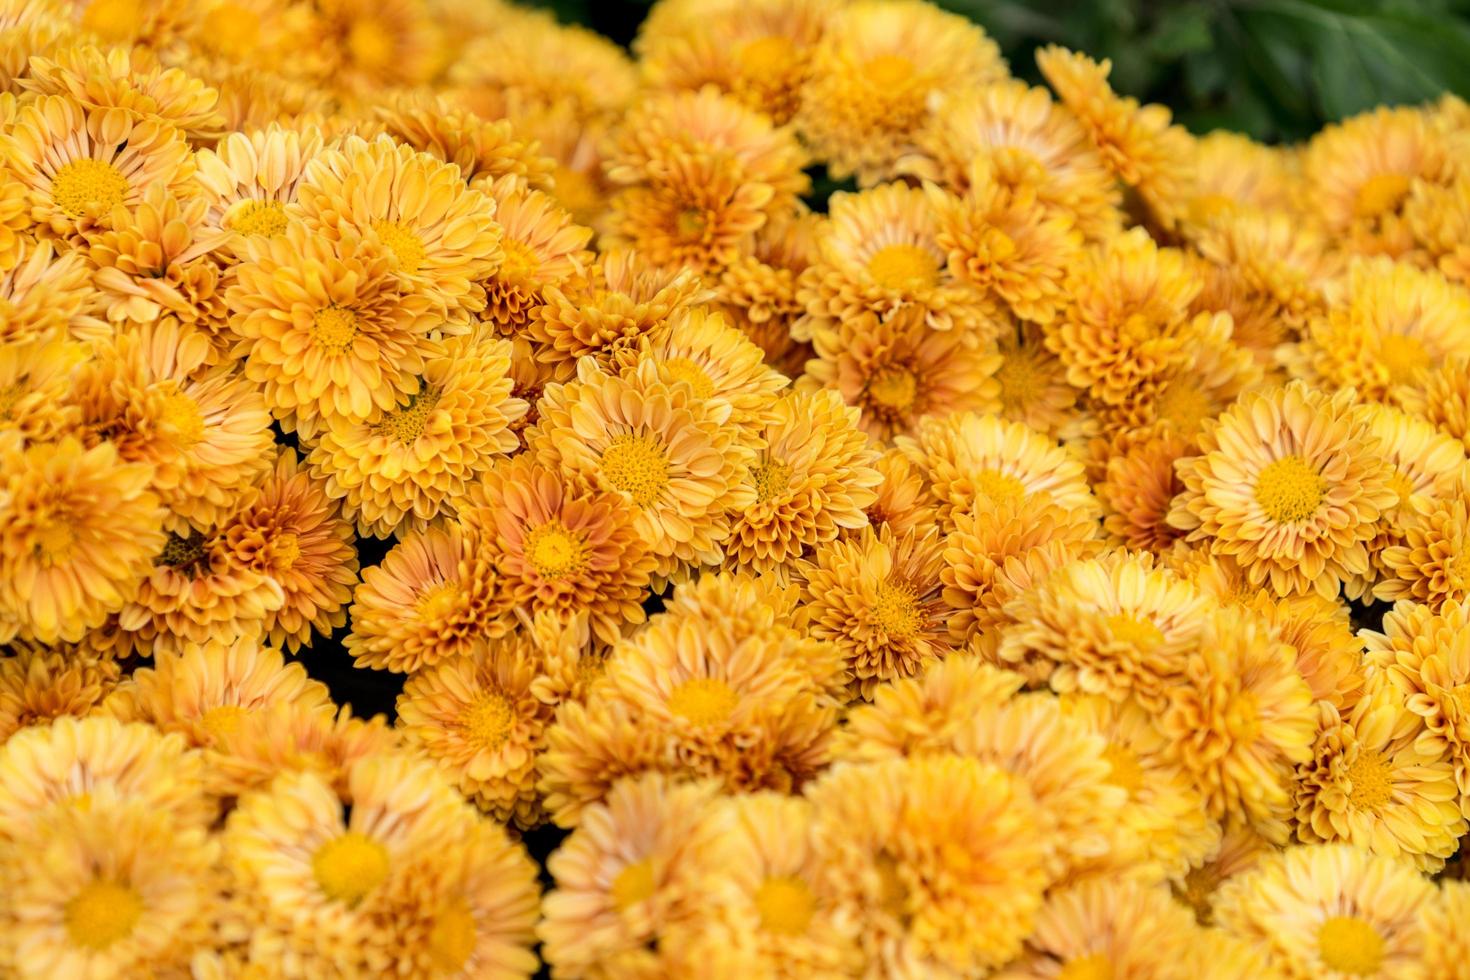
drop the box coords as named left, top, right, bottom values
left=314, top=0, right=441, bottom=94
left=941, top=493, right=1101, bottom=654
left=539, top=774, right=724, bottom=979
left=1169, top=381, right=1398, bottom=599
left=1173, top=820, right=1276, bottom=925
left=714, top=212, right=821, bottom=377
left=863, top=447, right=940, bottom=541
left=103, top=637, right=333, bottom=749
left=803, top=305, right=1002, bottom=444
left=6, top=94, right=195, bottom=244
left=1283, top=258, right=1470, bottom=403
left=527, top=247, right=710, bottom=379
left=87, top=186, right=230, bottom=331
left=376, top=90, right=556, bottom=192
left=1061, top=693, right=1222, bottom=881
left=835, top=656, right=1026, bottom=759
left=1047, top=227, right=1224, bottom=406
left=896, top=410, right=1101, bottom=532
left=990, top=322, right=1083, bottom=438
left=1158, top=605, right=1315, bottom=842
left=793, top=182, right=994, bottom=343
left=114, top=527, right=284, bottom=657
left=1035, top=45, right=1194, bottom=229
left=612, top=306, right=788, bottom=429
left=909, top=79, right=1122, bottom=240
left=227, top=221, right=440, bottom=436
left=1406, top=173, right=1470, bottom=285
left=994, top=876, right=1204, bottom=980
left=544, top=571, right=843, bottom=819
left=796, top=0, right=1007, bottom=185
left=0, top=642, right=120, bottom=741
left=0, top=240, right=104, bottom=346
left=1186, top=130, right=1300, bottom=222
left=1364, top=599, right=1470, bottom=813
left=1379, top=477, right=1470, bottom=609
left=1397, top=353, right=1470, bottom=454
left=221, top=751, right=476, bottom=975
left=1301, top=104, right=1456, bottom=259
left=0, top=715, right=212, bottom=839
left=294, top=135, right=503, bottom=322
left=345, top=522, right=508, bottom=674
left=202, top=701, right=398, bottom=803
left=21, top=43, right=225, bottom=143
left=529, top=357, right=754, bottom=583
left=309, top=335, right=526, bottom=538
left=217, top=449, right=359, bottom=652
left=1422, top=881, right=1470, bottom=980
left=194, top=123, right=323, bottom=262
left=1213, top=844, right=1435, bottom=978
left=794, top=525, right=949, bottom=699
left=1190, top=204, right=1337, bottom=334
left=1097, top=430, right=1191, bottom=554
left=928, top=163, right=1085, bottom=326
left=395, top=632, right=556, bottom=828
left=0, top=435, right=165, bottom=644
left=725, top=389, right=882, bottom=579
left=0, top=800, right=220, bottom=979
left=809, top=754, right=1050, bottom=975
left=0, top=332, right=83, bottom=446
left=1294, top=677, right=1465, bottom=871
left=75, top=317, right=275, bottom=531
left=658, top=792, right=862, bottom=979
left=463, top=455, right=655, bottom=647
left=477, top=184, right=592, bottom=334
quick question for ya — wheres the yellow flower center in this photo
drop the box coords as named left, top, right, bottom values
left=972, top=468, right=1027, bottom=506
left=1107, top=613, right=1164, bottom=649
left=867, top=243, right=939, bottom=292
left=428, top=898, right=477, bottom=973
left=1255, top=454, right=1326, bottom=524
left=51, top=159, right=129, bottom=219
left=79, top=0, right=142, bottom=41
left=1378, top=333, right=1430, bottom=387
left=1189, top=193, right=1236, bottom=225
left=865, top=54, right=916, bottom=87
left=201, top=704, right=247, bottom=740
left=312, top=831, right=389, bottom=905
left=378, top=386, right=441, bottom=444
left=1354, top=173, right=1411, bottom=219
left=736, top=35, right=799, bottom=76
left=33, top=519, right=76, bottom=566
left=312, top=306, right=359, bottom=354
left=229, top=199, right=289, bottom=238
left=462, top=692, right=514, bottom=750
left=525, top=521, right=588, bottom=579
left=1388, top=470, right=1414, bottom=508
left=1155, top=382, right=1212, bottom=435
left=159, top=391, right=206, bottom=447
left=200, top=3, right=261, bottom=58
left=551, top=166, right=599, bottom=223
left=415, top=581, right=463, bottom=622
left=346, top=17, right=396, bottom=71
left=499, top=238, right=536, bottom=281
left=996, top=350, right=1044, bottom=414
left=1318, top=915, right=1386, bottom=975
left=1058, top=954, right=1115, bottom=980
left=1102, top=743, right=1146, bottom=796
left=372, top=219, right=427, bottom=275
left=874, top=853, right=908, bottom=920
left=65, top=880, right=143, bottom=950
left=674, top=207, right=709, bottom=242
left=752, top=459, right=792, bottom=503
left=271, top=531, right=302, bottom=571
left=1451, top=548, right=1470, bottom=591
left=754, top=875, right=816, bottom=936
left=668, top=677, right=738, bottom=727
left=610, top=858, right=656, bottom=911
left=662, top=357, right=715, bottom=399
left=868, top=367, right=918, bottom=411
left=872, top=581, right=922, bottom=639
left=600, top=433, right=670, bottom=507
left=1345, top=749, right=1393, bottom=811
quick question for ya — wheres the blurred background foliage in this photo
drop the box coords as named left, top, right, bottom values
left=526, top=0, right=1470, bottom=142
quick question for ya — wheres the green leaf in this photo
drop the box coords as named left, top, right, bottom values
left=1147, top=3, right=1215, bottom=58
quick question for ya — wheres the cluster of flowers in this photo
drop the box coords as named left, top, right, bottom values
left=6, top=0, right=1470, bottom=974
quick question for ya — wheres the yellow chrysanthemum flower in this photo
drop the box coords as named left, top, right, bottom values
left=345, top=522, right=508, bottom=673
left=1097, top=430, right=1191, bottom=553
left=395, top=632, right=555, bottom=828
left=1169, top=381, right=1398, bottom=599
left=1213, top=843, right=1435, bottom=979
left=1173, top=819, right=1275, bottom=925
left=1397, top=353, right=1470, bottom=454
left=477, top=183, right=592, bottom=334
left=194, top=123, right=323, bottom=261
left=0, top=435, right=165, bottom=644
left=0, top=642, right=119, bottom=741
left=1379, top=477, right=1470, bottom=610
left=796, top=0, right=1007, bottom=185
left=1187, top=130, right=1300, bottom=221
left=308, top=334, right=527, bottom=538
left=1191, top=204, right=1337, bottom=333
left=376, top=89, right=556, bottom=192
left=315, top=0, right=442, bottom=94
left=863, top=447, right=941, bottom=542
left=714, top=212, right=820, bottom=377
left=0, top=332, right=83, bottom=446
left=991, top=322, right=1084, bottom=438
left=1422, top=881, right=1470, bottom=980
left=0, top=239, right=104, bottom=346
